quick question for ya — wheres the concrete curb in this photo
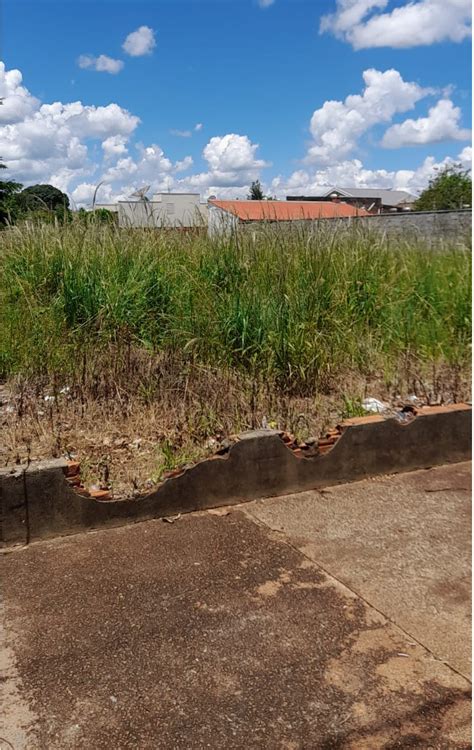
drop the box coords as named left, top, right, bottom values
left=1, top=404, right=471, bottom=547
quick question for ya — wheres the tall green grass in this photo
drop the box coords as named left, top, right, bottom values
left=0, top=218, right=470, bottom=394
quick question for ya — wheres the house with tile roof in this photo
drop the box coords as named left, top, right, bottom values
left=208, top=199, right=368, bottom=236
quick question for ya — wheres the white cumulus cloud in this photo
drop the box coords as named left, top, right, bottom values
left=175, top=156, right=194, bottom=173
left=271, top=145, right=473, bottom=198
left=307, top=68, right=431, bottom=164
left=122, top=26, right=156, bottom=57
left=320, top=0, right=472, bottom=49
left=0, top=62, right=139, bottom=188
left=382, top=98, right=471, bottom=147
left=64, top=102, right=140, bottom=139
left=203, top=133, right=268, bottom=172
left=101, top=144, right=174, bottom=186
left=77, top=54, right=124, bottom=74
left=0, top=62, right=40, bottom=124
left=71, top=182, right=117, bottom=207
left=175, top=134, right=269, bottom=195
left=102, top=135, right=129, bottom=159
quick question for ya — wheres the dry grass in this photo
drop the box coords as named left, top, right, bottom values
left=1, top=348, right=470, bottom=498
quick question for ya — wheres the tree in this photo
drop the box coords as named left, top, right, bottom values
left=0, top=165, right=73, bottom=226
left=0, top=160, right=23, bottom=225
left=20, top=184, right=70, bottom=212
left=18, top=183, right=71, bottom=223
left=248, top=180, right=264, bottom=200
left=414, top=164, right=472, bottom=211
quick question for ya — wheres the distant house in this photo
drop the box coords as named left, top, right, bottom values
left=208, top=199, right=368, bottom=236
left=287, top=188, right=418, bottom=214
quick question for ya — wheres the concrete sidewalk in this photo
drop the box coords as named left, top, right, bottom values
left=1, top=463, right=471, bottom=749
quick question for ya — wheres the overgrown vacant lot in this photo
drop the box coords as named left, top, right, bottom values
left=0, top=219, right=471, bottom=496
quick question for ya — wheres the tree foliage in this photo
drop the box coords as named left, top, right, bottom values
left=77, top=207, right=117, bottom=224
left=0, top=179, right=72, bottom=225
left=0, top=160, right=23, bottom=225
left=20, top=184, right=70, bottom=212
left=248, top=180, right=264, bottom=200
left=414, top=165, right=472, bottom=211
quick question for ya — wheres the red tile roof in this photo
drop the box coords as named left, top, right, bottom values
left=209, top=200, right=369, bottom=221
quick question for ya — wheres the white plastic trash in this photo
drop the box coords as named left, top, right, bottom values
left=362, top=397, right=388, bottom=414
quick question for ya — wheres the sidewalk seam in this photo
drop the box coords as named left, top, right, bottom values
left=244, top=507, right=472, bottom=686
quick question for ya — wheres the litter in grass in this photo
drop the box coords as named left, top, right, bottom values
left=362, top=398, right=389, bottom=414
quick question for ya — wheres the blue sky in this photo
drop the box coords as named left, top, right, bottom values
left=1, top=0, right=471, bottom=205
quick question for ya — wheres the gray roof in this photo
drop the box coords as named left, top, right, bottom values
left=319, top=187, right=417, bottom=206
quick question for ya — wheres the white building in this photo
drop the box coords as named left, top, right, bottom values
left=118, top=193, right=208, bottom=228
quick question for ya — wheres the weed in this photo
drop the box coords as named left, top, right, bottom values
left=341, top=396, right=368, bottom=419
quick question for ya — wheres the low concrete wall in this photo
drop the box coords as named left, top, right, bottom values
left=355, top=208, right=472, bottom=242
left=238, top=209, right=471, bottom=245
left=1, top=404, right=470, bottom=547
